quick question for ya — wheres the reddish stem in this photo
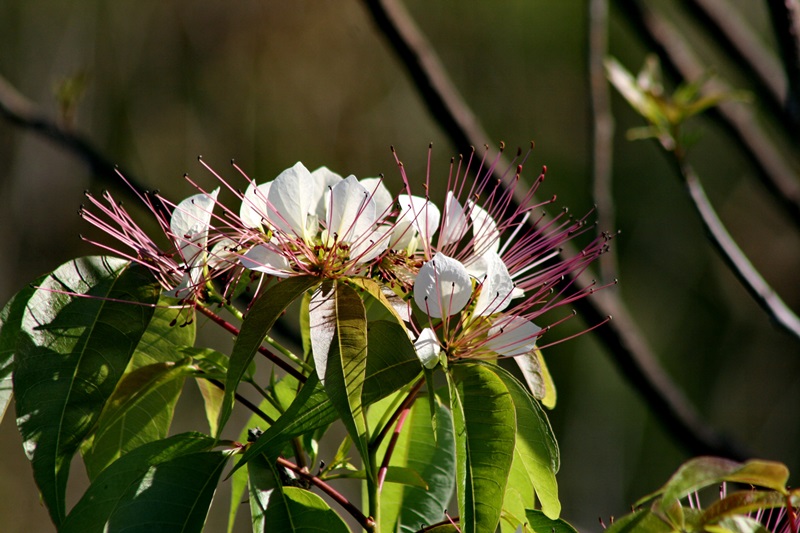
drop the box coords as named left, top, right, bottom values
left=276, top=457, right=375, bottom=532
left=195, top=303, right=306, bottom=382
left=377, top=407, right=411, bottom=491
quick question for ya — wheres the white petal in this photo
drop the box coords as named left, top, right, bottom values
left=414, top=328, right=441, bottom=369
left=439, top=192, right=468, bottom=247
left=268, top=162, right=318, bottom=241
left=309, top=283, right=336, bottom=385
left=208, top=237, right=238, bottom=269
left=311, top=166, right=343, bottom=221
left=326, top=176, right=376, bottom=244
left=398, top=194, right=440, bottom=250
left=413, top=252, right=472, bottom=319
left=472, top=252, right=515, bottom=316
left=485, top=316, right=541, bottom=357
left=240, top=181, right=272, bottom=229
left=467, top=200, right=500, bottom=256
left=359, top=177, right=394, bottom=218
left=240, top=244, right=291, bottom=277
left=170, top=188, right=219, bottom=285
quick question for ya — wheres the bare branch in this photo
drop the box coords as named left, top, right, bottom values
left=684, top=0, right=787, bottom=124
left=589, top=0, right=618, bottom=283
left=363, top=0, right=750, bottom=459
left=670, top=150, right=800, bottom=341
left=0, top=73, right=150, bottom=199
left=766, top=0, right=800, bottom=131
left=615, top=0, right=800, bottom=229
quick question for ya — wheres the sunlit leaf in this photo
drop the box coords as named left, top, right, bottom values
left=700, top=490, right=788, bottom=527
left=60, top=432, right=226, bottom=533
left=218, top=275, right=319, bottom=437
left=322, top=281, right=371, bottom=476
left=524, top=509, right=579, bottom=533
left=362, top=320, right=422, bottom=405
left=14, top=256, right=159, bottom=525
left=375, top=397, right=456, bottom=533
left=0, top=276, right=43, bottom=424
left=263, top=485, right=351, bottom=533
left=488, top=363, right=560, bottom=519
left=82, top=358, right=196, bottom=479
left=637, top=457, right=790, bottom=510
left=448, top=362, right=516, bottom=533
left=82, top=297, right=196, bottom=479
left=603, top=508, right=673, bottom=533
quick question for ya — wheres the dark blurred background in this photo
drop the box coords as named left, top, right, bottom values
left=1, top=1, right=798, bottom=531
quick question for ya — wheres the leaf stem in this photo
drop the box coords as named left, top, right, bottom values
left=195, top=303, right=307, bottom=382
left=275, top=456, right=376, bottom=532
left=377, top=406, right=411, bottom=491
left=370, top=378, right=423, bottom=451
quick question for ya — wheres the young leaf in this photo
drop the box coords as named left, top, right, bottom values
left=14, top=256, right=160, bottom=525
left=448, top=362, right=516, bottom=533
left=82, top=358, right=196, bottom=479
left=218, top=275, right=319, bottom=437
left=488, top=363, right=561, bottom=519
left=60, top=432, right=228, bottom=533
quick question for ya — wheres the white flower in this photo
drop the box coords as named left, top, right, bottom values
left=267, top=162, right=324, bottom=244
left=413, top=328, right=441, bottom=369
left=413, top=252, right=472, bottom=319
left=167, top=187, right=220, bottom=296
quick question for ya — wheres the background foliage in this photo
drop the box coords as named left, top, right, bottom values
left=1, top=1, right=798, bottom=531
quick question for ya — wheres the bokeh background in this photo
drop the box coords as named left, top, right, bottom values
left=1, top=1, right=799, bottom=531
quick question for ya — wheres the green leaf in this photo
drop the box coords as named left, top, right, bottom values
left=82, top=297, right=197, bottom=479
left=238, top=320, right=422, bottom=472
left=263, top=486, right=351, bottom=533
left=319, top=281, right=371, bottom=476
left=60, top=432, right=228, bottom=533
left=183, top=346, right=235, bottom=435
left=0, top=276, right=43, bottom=424
left=700, top=490, right=789, bottom=527
left=376, top=397, right=456, bottom=533
left=524, top=509, right=579, bottom=533
left=248, top=453, right=280, bottom=533
left=604, top=508, right=673, bottom=533
left=488, top=363, right=561, bottom=519
left=348, top=277, right=410, bottom=324
left=500, top=448, right=535, bottom=533
left=82, top=358, right=196, bottom=479
left=638, top=457, right=790, bottom=510
left=705, top=516, right=771, bottom=533
left=236, top=373, right=335, bottom=470
left=218, top=275, right=319, bottom=437
left=14, top=256, right=160, bottom=525
left=448, top=362, right=516, bottom=533
left=362, top=319, right=422, bottom=406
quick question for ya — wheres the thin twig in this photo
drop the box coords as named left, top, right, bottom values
left=670, top=147, right=800, bottom=341
left=195, top=304, right=307, bottom=382
left=616, top=0, right=800, bottom=229
left=0, top=73, right=150, bottom=200
left=588, top=0, right=618, bottom=283
left=371, top=378, right=423, bottom=451
left=276, top=456, right=376, bottom=531
left=766, top=0, right=800, bottom=131
left=363, top=0, right=750, bottom=460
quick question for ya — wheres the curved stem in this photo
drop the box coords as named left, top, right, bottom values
left=276, top=457, right=376, bottom=532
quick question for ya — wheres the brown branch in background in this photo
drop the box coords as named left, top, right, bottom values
left=615, top=0, right=800, bottom=229
left=0, top=73, right=151, bottom=201
left=765, top=0, right=800, bottom=131
left=684, top=0, right=788, bottom=127
left=588, top=0, right=618, bottom=283
left=363, top=0, right=750, bottom=459
left=669, top=150, right=800, bottom=341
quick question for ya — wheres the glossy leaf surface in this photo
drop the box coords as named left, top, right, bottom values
left=449, top=362, right=516, bottom=533
left=61, top=432, right=227, bottom=533
left=14, top=257, right=159, bottom=524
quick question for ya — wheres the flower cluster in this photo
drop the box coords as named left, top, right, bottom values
left=80, top=146, right=613, bottom=399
